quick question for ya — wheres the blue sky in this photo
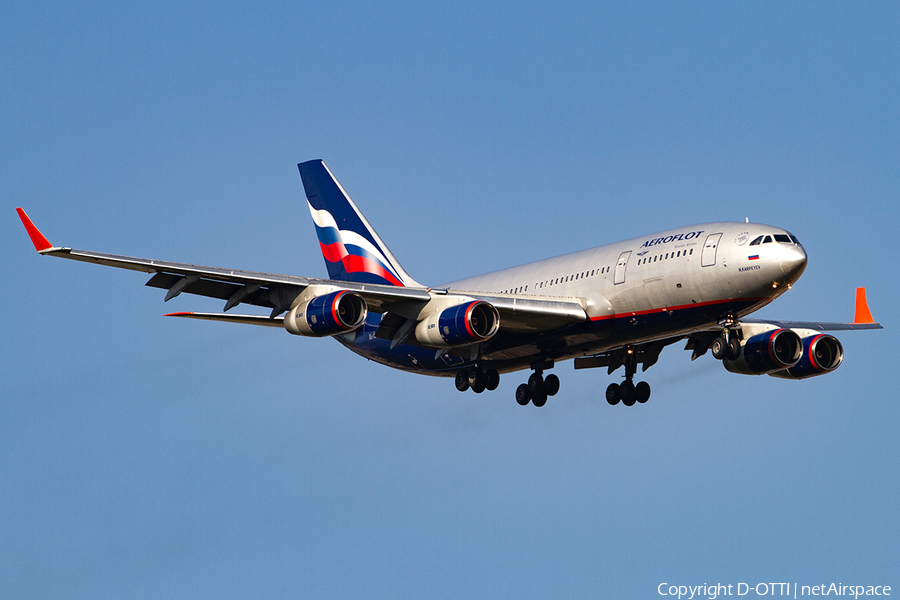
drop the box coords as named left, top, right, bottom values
left=2, top=2, right=897, bottom=598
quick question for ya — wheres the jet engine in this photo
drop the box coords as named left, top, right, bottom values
left=723, top=328, right=802, bottom=375
left=414, top=300, right=500, bottom=347
left=284, top=290, right=367, bottom=337
left=768, top=334, right=843, bottom=379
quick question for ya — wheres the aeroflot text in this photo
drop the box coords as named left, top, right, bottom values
left=640, top=231, right=705, bottom=248
left=657, top=582, right=891, bottom=599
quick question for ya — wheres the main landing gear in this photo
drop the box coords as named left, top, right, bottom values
left=604, top=346, right=651, bottom=406
left=455, top=367, right=500, bottom=394
left=605, top=380, right=651, bottom=406
left=515, top=371, right=560, bottom=408
left=710, top=314, right=741, bottom=361
left=710, top=333, right=741, bottom=361
left=455, top=361, right=561, bottom=408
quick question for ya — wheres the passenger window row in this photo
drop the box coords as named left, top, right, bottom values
left=637, top=248, right=693, bottom=266
left=500, top=265, right=612, bottom=294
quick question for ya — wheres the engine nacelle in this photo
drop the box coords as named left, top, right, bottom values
left=284, top=290, right=367, bottom=337
left=769, top=334, right=843, bottom=379
left=724, top=328, right=802, bottom=375
left=414, top=300, right=500, bottom=347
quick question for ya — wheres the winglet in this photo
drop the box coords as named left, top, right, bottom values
left=854, top=287, right=875, bottom=324
left=16, top=208, right=53, bottom=252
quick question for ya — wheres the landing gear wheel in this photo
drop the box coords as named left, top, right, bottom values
left=528, top=372, right=544, bottom=395
left=485, top=368, right=500, bottom=391
left=621, top=381, right=636, bottom=406
left=727, top=337, right=741, bottom=361
left=532, top=390, right=548, bottom=407
left=467, top=368, right=486, bottom=393
left=606, top=383, right=621, bottom=405
left=635, top=381, right=651, bottom=404
left=544, top=374, right=560, bottom=396
left=711, top=336, right=728, bottom=360
left=455, top=371, right=470, bottom=392
left=516, top=384, right=532, bottom=406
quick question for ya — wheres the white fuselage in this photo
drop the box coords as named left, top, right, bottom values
left=343, top=221, right=808, bottom=375
left=445, top=221, right=806, bottom=320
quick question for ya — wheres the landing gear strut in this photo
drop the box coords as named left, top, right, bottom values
left=605, top=346, right=651, bottom=406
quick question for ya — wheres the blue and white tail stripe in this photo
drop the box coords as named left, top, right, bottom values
left=298, top=160, right=421, bottom=287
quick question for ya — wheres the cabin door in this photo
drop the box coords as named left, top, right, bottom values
left=614, top=251, right=632, bottom=284
left=701, top=233, right=722, bottom=267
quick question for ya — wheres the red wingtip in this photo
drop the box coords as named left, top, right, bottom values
left=853, top=287, right=875, bottom=324
left=16, top=208, right=53, bottom=252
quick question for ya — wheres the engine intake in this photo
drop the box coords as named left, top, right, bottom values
left=769, top=334, right=843, bottom=379
left=724, top=328, right=802, bottom=375
left=414, top=300, right=500, bottom=347
left=284, top=290, right=367, bottom=337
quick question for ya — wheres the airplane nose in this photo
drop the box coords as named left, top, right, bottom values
left=780, top=245, right=807, bottom=279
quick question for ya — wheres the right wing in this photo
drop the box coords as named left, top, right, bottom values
left=740, top=287, right=883, bottom=331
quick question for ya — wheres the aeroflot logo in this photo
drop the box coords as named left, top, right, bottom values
left=640, top=230, right=704, bottom=248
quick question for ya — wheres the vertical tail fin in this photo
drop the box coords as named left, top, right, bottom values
left=298, top=160, right=421, bottom=287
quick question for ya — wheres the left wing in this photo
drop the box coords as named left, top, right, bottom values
left=17, top=208, right=588, bottom=333
left=16, top=207, right=430, bottom=318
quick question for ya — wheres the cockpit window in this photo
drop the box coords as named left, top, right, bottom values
left=789, top=234, right=800, bottom=245
left=749, top=236, right=764, bottom=246
left=762, top=235, right=773, bottom=243
left=774, top=234, right=791, bottom=243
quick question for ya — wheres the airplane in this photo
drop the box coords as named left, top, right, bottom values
left=16, top=159, right=882, bottom=407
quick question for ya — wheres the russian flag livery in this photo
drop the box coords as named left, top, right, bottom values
left=298, top=160, right=420, bottom=287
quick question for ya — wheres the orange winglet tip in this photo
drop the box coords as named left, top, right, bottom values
left=164, top=312, right=195, bottom=317
left=854, top=287, right=875, bottom=324
left=16, top=207, right=53, bottom=252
